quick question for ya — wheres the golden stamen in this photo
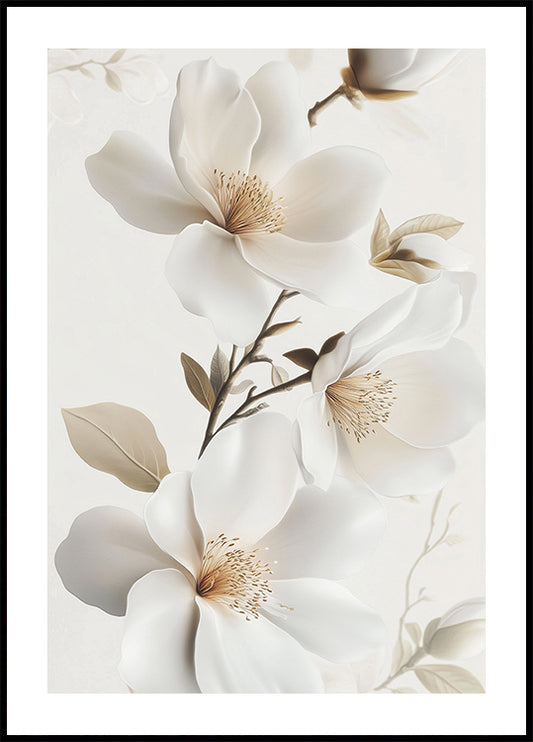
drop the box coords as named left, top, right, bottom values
left=213, top=169, right=286, bottom=236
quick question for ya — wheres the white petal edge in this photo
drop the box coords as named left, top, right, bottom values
left=144, top=471, right=204, bottom=577
left=380, top=339, right=484, bottom=447
left=195, top=597, right=324, bottom=692
left=265, top=578, right=387, bottom=664
left=294, top=393, right=338, bottom=491
left=86, top=131, right=208, bottom=234
left=169, top=58, right=261, bottom=221
left=55, top=507, right=176, bottom=616
left=276, top=146, right=389, bottom=242
left=255, top=476, right=385, bottom=580
left=247, top=61, right=310, bottom=183
left=397, top=233, right=471, bottom=270
left=165, top=221, right=272, bottom=347
left=119, top=569, right=200, bottom=693
left=340, top=423, right=455, bottom=497
left=192, top=413, right=298, bottom=547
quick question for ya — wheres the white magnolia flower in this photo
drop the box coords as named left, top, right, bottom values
left=347, top=49, right=460, bottom=96
left=104, top=53, right=169, bottom=104
left=294, top=276, right=484, bottom=496
left=86, top=58, right=389, bottom=346
left=424, top=598, right=485, bottom=660
left=55, top=413, right=386, bottom=693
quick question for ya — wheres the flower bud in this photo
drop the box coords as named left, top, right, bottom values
left=347, top=49, right=459, bottom=98
left=424, top=598, right=485, bottom=660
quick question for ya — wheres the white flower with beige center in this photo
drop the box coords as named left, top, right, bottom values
left=55, top=413, right=387, bottom=693
left=294, top=276, right=484, bottom=497
left=86, top=58, right=389, bottom=346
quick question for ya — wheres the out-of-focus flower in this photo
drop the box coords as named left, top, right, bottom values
left=294, top=276, right=484, bottom=496
left=86, top=57, right=389, bottom=346
left=345, top=49, right=460, bottom=99
left=104, top=50, right=169, bottom=104
left=424, top=598, right=485, bottom=660
left=55, top=413, right=387, bottom=693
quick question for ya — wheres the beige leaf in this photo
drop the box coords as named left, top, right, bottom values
left=210, top=346, right=229, bottom=395
left=263, top=318, right=301, bottom=338
left=405, top=622, right=422, bottom=646
left=271, top=365, right=290, bottom=387
left=370, top=209, right=391, bottom=260
left=61, top=403, right=170, bottom=493
left=414, top=664, right=484, bottom=693
left=389, top=214, right=463, bottom=250
left=229, top=379, right=255, bottom=395
left=423, top=617, right=442, bottom=648
left=104, top=69, right=122, bottom=92
left=319, top=331, right=345, bottom=356
left=108, top=48, right=127, bottom=64
left=180, top=353, right=216, bottom=411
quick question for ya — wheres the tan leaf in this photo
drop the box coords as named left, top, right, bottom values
left=414, top=664, right=484, bottom=693
left=370, top=209, right=391, bottom=260
left=180, top=353, right=216, bottom=411
left=319, top=331, right=345, bottom=356
left=61, top=403, right=170, bottom=493
left=104, top=69, right=122, bottom=92
left=389, top=214, right=464, bottom=250
left=108, top=48, right=127, bottom=64
left=263, top=318, right=301, bottom=338
left=271, top=365, right=290, bottom=387
left=283, top=348, right=318, bottom=370
left=423, top=617, right=442, bottom=648
left=209, top=346, right=229, bottom=395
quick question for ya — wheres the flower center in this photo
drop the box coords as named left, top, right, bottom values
left=213, top=169, right=286, bottom=236
left=196, top=533, right=272, bottom=620
left=325, top=370, right=396, bottom=442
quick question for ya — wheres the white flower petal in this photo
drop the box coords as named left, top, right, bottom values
left=144, top=472, right=204, bottom=577
left=165, top=221, right=271, bottom=347
left=266, top=579, right=387, bottom=664
left=195, top=598, right=324, bottom=692
left=86, top=131, right=208, bottom=234
left=450, top=270, right=477, bottom=328
left=54, top=507, right=176, bottom=616
left=397, top=233, right=471, bottom=270
left=294, top=393, right=338, bottom=491
left=247, top=61, right=310, bottom=183
left=119, top=569, right=200, bottom=693
left=397, top=49, right=460, bottom=90
left=381, top=339, right=484, bottom=447
left=276, top=146, right=389, bottom=242
left=192, top=413, right=298, bottom=546
left=169, top=58, right=261, bottom=220
left=350, top=49, right=418, bottom=90
left=240, top=232, right=403, bottom=309
left=341, top=424, right=455, bottom=497
left=339, top=275, right=463, bottom=378
left=439, top=598, right=485, bottom=629
left=256, top=477, right=384, bottom=580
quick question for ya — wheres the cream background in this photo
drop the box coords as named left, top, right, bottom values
left=6, top=4, right=526, bottom=737
left=48, top=48, right=485, bottom=692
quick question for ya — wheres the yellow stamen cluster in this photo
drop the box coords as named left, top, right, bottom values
left=214, top=169, right=286, bottom=236
left=325, top=370, right=396, bottom=442
left=196, top=534, right=272, bottom=620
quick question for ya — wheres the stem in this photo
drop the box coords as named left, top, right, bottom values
left=374, top=648, right=427, bottom=691
left=49, top=59, right=108, bottom=74
left=308, top=84, right=347, bottom=127
left=215, top=370, right=311, bottom=434
left=198, top=290, right=298, bottom=458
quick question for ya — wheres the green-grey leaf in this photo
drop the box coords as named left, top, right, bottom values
left=283, top=347, right=318, bottom=370
left=61, top=403, right=170, bottom=493
left=180, top=353, right=216, bottom=411
left=389, top=214, right=464, bottom=250
left=105, top=68, right=122, bottom=92
left=414, top=664, right=484, bottom=693
left=79, top=66, right=95, bottom=79
left=210, top=346, right=229, bottom=395
left=423, top=617, right=442, bottom=649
